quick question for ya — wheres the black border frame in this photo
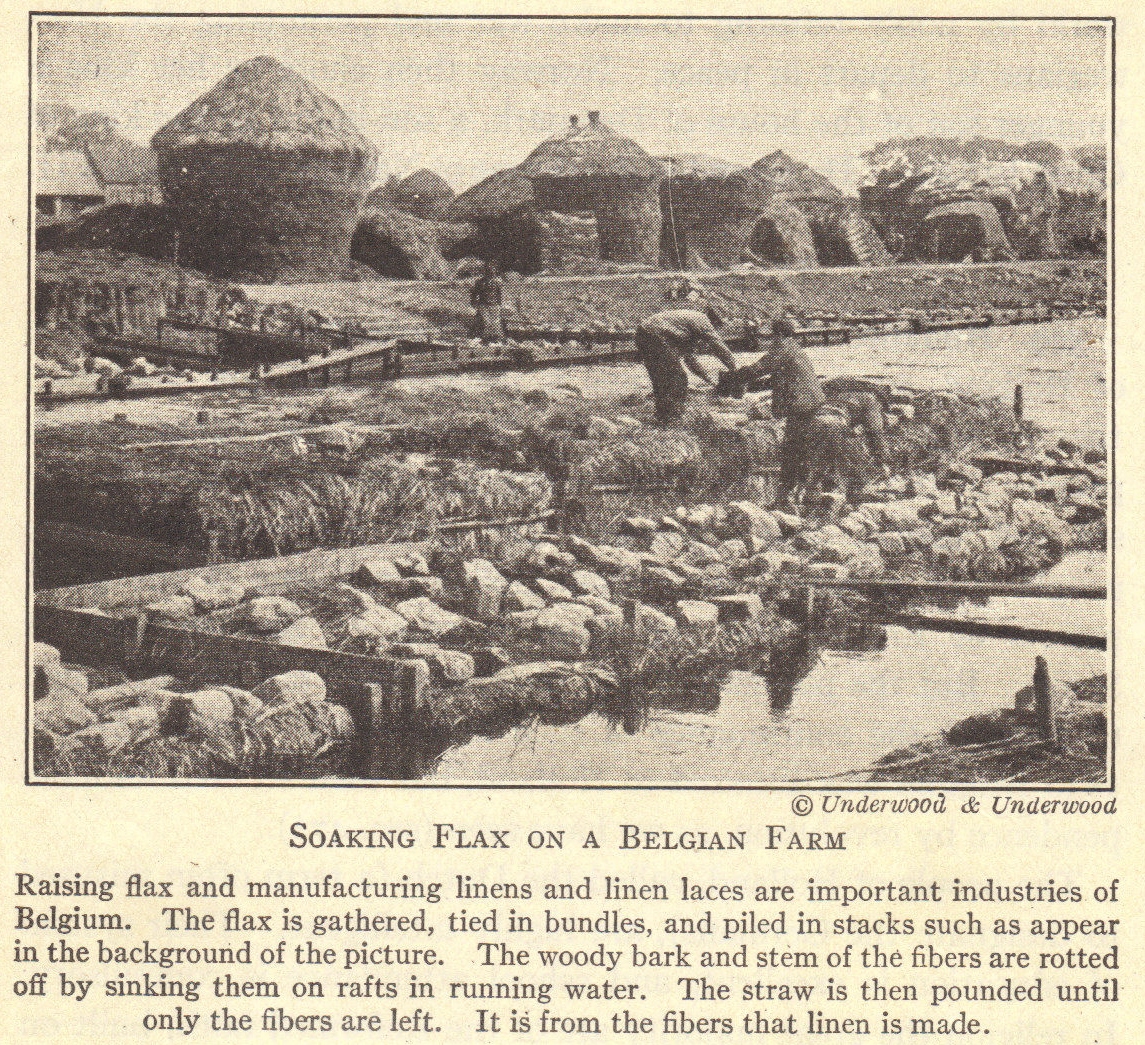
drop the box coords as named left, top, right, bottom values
left=25, top=12, right=1116, bottom=791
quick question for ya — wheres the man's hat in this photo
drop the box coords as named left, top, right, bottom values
left=771, top=317, right=796, bottom=337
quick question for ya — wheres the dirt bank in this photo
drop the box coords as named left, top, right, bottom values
left=40, top=249, right=1104, bottom=336
left=869, top=674, right=1106, bottom=784
left=237, top=259, right=1105, bottom=334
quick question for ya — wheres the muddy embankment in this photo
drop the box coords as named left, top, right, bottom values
left=40, top=249, right=1105, bottom=336
left=238, top=258, right=1105, bottom=333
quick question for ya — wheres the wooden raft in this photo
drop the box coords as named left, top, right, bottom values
left=36, top=540, right=437, bottom=778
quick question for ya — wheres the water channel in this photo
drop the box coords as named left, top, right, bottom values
left=429, top=318, right=1109, bottom=783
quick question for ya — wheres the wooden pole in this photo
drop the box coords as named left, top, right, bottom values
left=1033, top=655, right=1060, bottom=746
left=362, top=658, right=429, bottom=779
left=124, top=611, right=150, bottom=667
left=363, top=681, right=390, bottom=778
left=758, top=577, right=1106, bottom=600
left=394, top=658, right=429, bottom=717
left=1013, top=384, right=1025, bottom=450
left=892, top=614, right=1105, bottom=651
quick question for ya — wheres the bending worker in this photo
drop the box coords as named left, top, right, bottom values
left=822, top=376, right=892, bottom=478
left=635, top=306, right=737, bottom=425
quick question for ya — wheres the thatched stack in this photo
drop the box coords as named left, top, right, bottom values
left=910, top=161, right=1059, bottom=260
left=753, top=150, right=890, bottom=267
left=659, top=156, right=778, bottom=268
left=753, top=149, right=843, bottom=207
left=351, top=208, right=477, bottom=280
left=860, top=154, right=1061, bottom=262
left=534, top=211, right=602, bottom=273
left=1050, top=156, right=1105, bottom=256
left=389, top=168, right=455, bottom=219
left=912, top=200, right=1016, bottom=262
left=519, top=112, right=663, bottom=267
left=448, top=167, right=535, bottom=223
left=152, top=56, right=378, bottom=282
left=446, top=168, right=542, bottom=273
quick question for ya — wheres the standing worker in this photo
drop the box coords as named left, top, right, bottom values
left=471, top=262, right=506, bottom=343
left=762, top=317, right=827, bottom=503
left=635, top=306, right=737, bottom=425
left=716, top=330, right=892, bottom=499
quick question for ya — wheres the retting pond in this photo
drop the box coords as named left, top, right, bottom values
left=429, top=553, right=1107, bottom=783
left=429, top=317, right=1109, bottom=783
left=473, top=316, right=1108, bottom=444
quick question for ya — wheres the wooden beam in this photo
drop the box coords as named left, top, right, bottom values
left=121, top=424, right=391, bottom=451
left=890, top=613, right=1106, bottom=650
left=766, top=578, right=1106, bottom=600
left=36, top=539, right=431, bottom=611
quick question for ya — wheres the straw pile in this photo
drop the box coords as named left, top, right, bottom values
left=659, top=158, right=778, bottom=269
left=869, top=675, right=1106, bottom=784
left=36, top=203, right=182, bottom=261
left=442, top=168, right=541, bottom=274
left=386, top=168, right=456, bottom=220
left=519, top=114, right=663, bottom=267
left=351, top=208, right=477, bottom=280
left=152, top=56, right=378, bottom=282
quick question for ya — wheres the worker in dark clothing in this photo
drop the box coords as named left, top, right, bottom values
left=635, top=307, right=738, bottom=425
left=470, top=262, right=505, bottom=342
left=822, top=377, right=892, bottom=477
left=758, top=318, right=828, bottom=503
left=719, top=359, right=892, bottom=478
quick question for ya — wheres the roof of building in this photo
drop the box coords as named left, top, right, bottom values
left=912, top=161, right=1056, bottom=216
left=518, top=112, right=663, bottom=181
left=36, top=150, right=103, bottom=198
left=752, top=150, right=843, bottom=201
left=447, top=167, right=535, bottom=221
left=397, top=168, right=454, bottom=201
left=658, top=154, right=744, bottom=179
left=151, top=55, right=376, bottom=155
left=85, top=140, right=160, bottom=186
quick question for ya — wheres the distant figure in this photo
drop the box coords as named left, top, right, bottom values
left=470, top=262, right=505, bottom=342
left=635, top=307, right=737, bottom=425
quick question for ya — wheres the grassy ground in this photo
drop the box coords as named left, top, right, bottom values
left=869, top=675, right=1107, bottom=784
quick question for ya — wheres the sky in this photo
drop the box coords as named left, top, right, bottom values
left=35, top=17, right=1110, bottom=194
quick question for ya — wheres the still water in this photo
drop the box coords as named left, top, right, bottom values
left=429, top=561, right=1106, bottom=785
left=429, top=320, right=1109, bottom=782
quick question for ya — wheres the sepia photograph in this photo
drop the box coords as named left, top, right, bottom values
left=30, top=15, right=1110, bottom=786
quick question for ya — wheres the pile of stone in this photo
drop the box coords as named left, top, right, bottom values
left=118, top=437, right=1104, bottom=680
left=126, top=529, right=785, bottom=686
left=34, top=640, right=354, bottom=776
left=614, top=448, right=1103, bottom=589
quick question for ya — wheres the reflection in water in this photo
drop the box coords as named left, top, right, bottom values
left=380, top=620, right=894, bottom=780
left=407, top=554, right=1106, bottom=782
left=429, top=594, right=1104, bottom=782
left=767, top=623, right=889, bottom=711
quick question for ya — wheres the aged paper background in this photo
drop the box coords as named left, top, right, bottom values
left=3, top=2, right=1136, bottom=1042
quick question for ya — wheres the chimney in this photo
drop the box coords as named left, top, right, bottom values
left=588, top=111, right=601, bottom=126
left=569, top=115, right=579, bottom=128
